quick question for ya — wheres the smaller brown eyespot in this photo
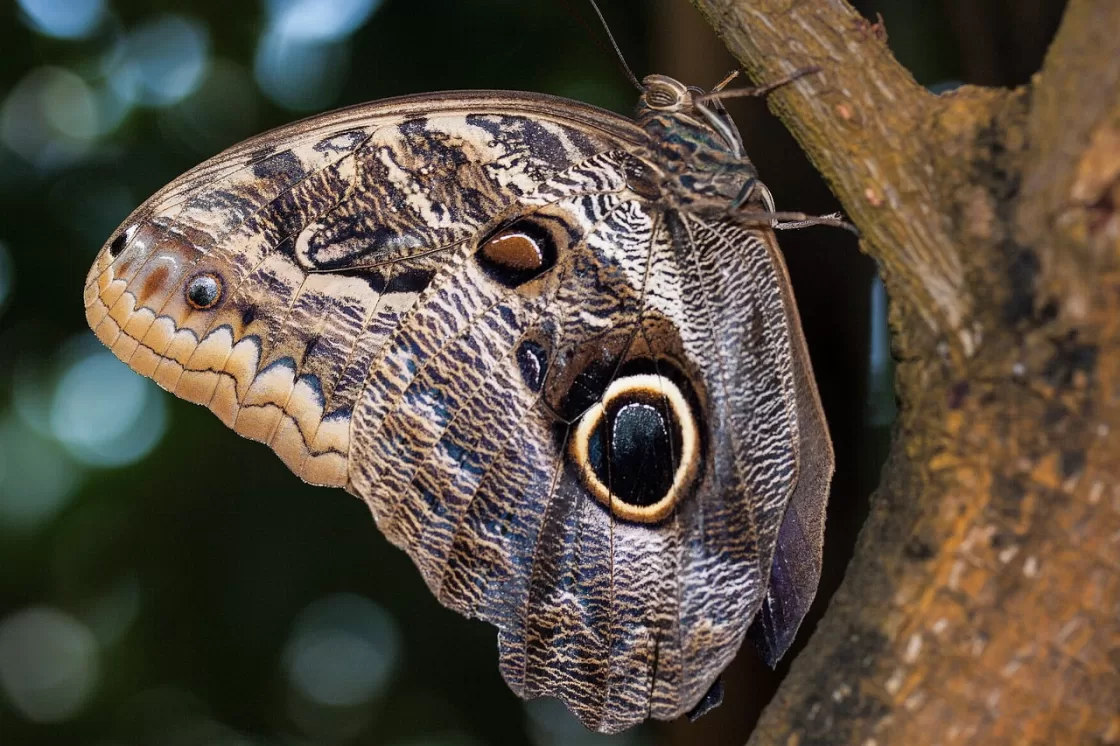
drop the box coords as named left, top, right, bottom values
left=482, top=232, right=544, bottom=272
left=185, top=272, right=223, bottom=310
left=139, top=265, right=170, bottom=305
left=477, top=218, right=558, bottom=288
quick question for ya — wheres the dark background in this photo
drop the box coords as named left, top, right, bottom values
left=0, top=1, right=1067, bottom=744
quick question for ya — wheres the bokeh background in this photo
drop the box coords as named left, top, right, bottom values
left=0, top=1, right=1068, bottom=744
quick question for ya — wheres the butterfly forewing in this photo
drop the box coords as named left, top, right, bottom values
left=85, top=95, right=641, bottom=488
left=84, top=83, right=833, bottom=734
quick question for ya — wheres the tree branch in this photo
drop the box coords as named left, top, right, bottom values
left=691, top=0, right=1120, bottom=743
left=1019, top=0, right=1120, bottom=301
left=693, top=0, right=982, bottom=360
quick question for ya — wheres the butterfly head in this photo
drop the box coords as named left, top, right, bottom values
left=639, top=74, right=693, bottom=112
left=634, top=74, right=774, bottom=216
left=637, top=74, right=745, bottom=158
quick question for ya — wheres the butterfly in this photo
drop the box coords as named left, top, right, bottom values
left=83, top=69, right=833, bottom=732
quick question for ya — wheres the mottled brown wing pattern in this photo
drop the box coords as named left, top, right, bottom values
left=84, top=82, right=834, bottom=734
left=84, top=94, right=640, bottom=488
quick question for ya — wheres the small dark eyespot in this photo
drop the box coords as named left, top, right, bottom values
left=390, top=268, right=435, bottom=294
left=108, top=232, right=128, bottom=257
left=515, top=339, right=549, bottom=392
left=186, top=273, right=223, bottom=310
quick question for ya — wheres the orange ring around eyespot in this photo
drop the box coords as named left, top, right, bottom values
left=569, top=373, right=700, bottom=523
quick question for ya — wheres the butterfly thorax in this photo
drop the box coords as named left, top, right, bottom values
left=632, top=74, right=765, bottom=212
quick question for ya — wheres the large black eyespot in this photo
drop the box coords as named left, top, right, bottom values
left=185, top=272, right=223, bottom=310
left=569, top=372, right=700, bottom=523
left=477, top=218, right=557, bottom=288
left=587, top=396, right=679, bottom=507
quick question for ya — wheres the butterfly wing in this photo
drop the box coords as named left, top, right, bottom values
left=84, top=91, right=643, bottom=488
left=84, top=91, right=832, bottom=733
left=745, top=233, right=832, bottom=667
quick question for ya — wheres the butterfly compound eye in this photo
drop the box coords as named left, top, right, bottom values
left=641, top=75, right=687, bottom=111
left=185, top=272, right=223, bottom=310
left=570, top=372, right=701, bottom=523
left=646, top=87, right=676, bottom=108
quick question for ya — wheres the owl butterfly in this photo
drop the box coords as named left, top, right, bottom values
left=84, top=69, right=834, bottom=732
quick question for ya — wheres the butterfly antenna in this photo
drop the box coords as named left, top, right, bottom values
left=585, top=0, right=643, bottom=91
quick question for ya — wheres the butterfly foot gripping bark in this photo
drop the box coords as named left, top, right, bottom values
left=85, top=72, right=833, bottom=733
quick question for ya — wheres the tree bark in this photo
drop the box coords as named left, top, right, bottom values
left=691, top=0, right=1120, bottom=743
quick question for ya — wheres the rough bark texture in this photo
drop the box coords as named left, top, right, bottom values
left=691, top=0, right=1120, bottom=743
